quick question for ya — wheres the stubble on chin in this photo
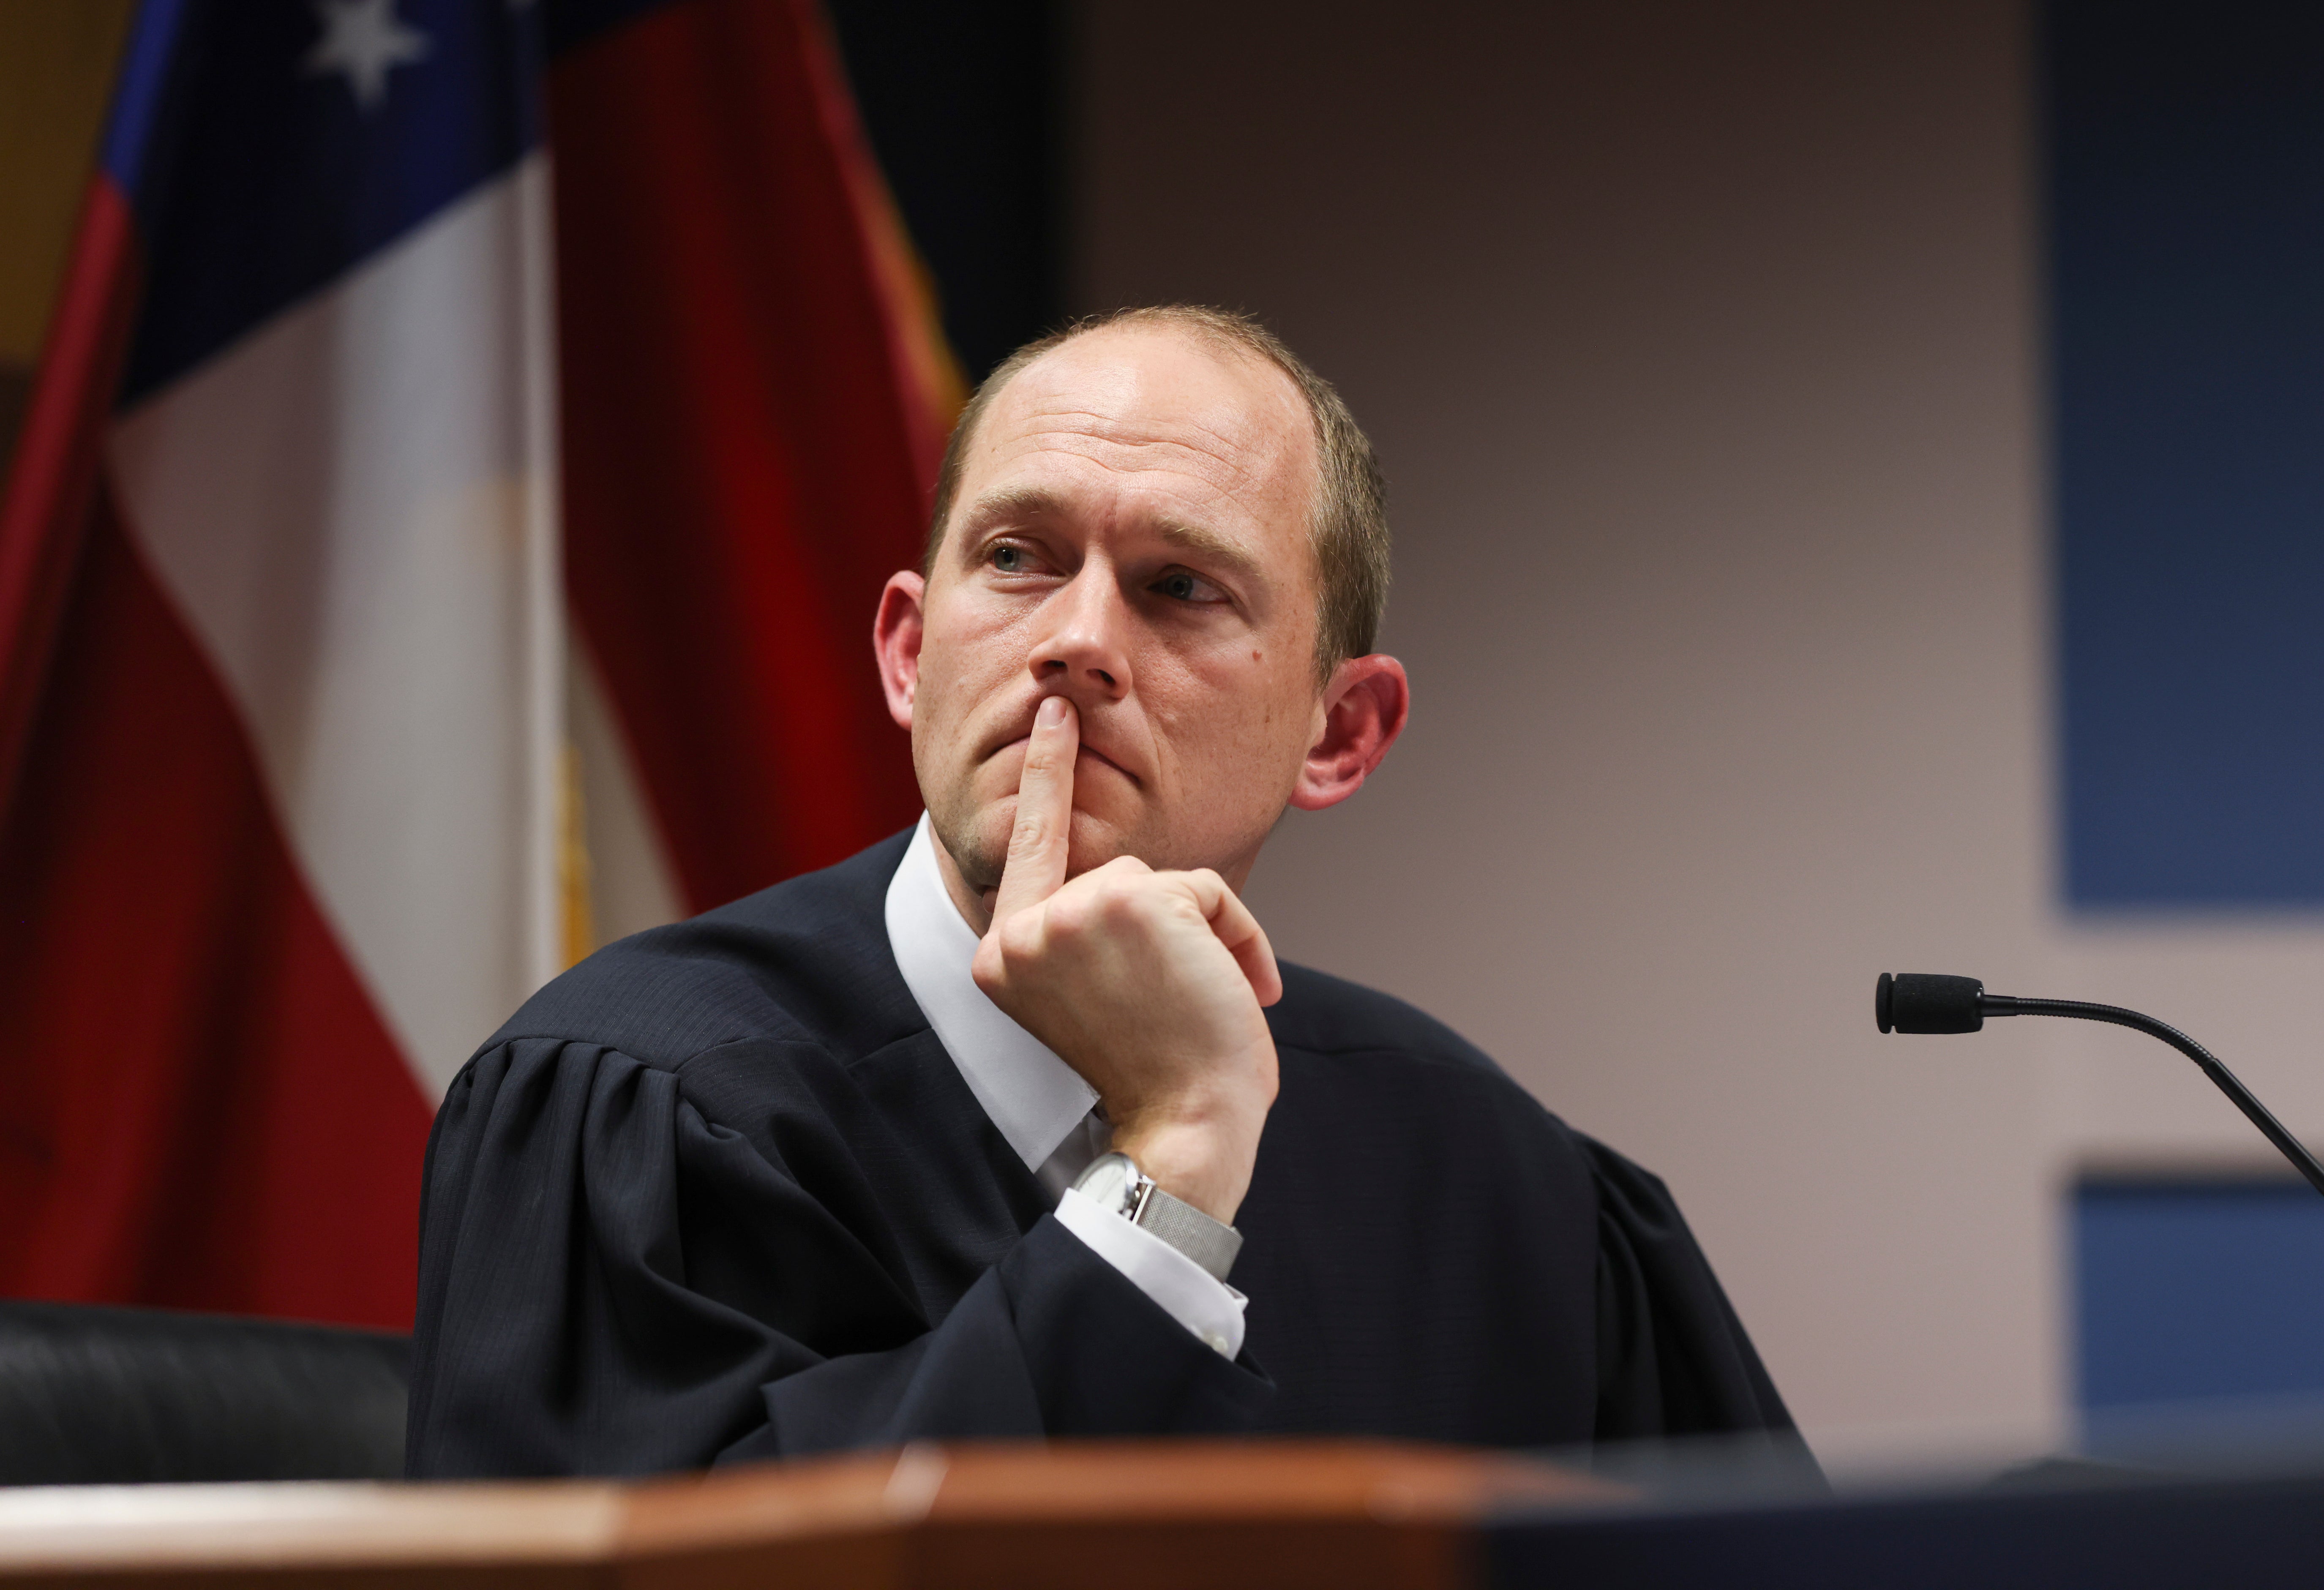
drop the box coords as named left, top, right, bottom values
left=933, top=794, right=1152, bottom=898
left=927, top=796, right=1008, bottom=897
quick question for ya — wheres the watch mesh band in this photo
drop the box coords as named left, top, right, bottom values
left=1133, top=1184, right=1244, bottom=1283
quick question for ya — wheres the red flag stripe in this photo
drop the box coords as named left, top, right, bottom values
left=552, top=0, right=932, bottom=912
left=0, top=483, right=430, bottom=1328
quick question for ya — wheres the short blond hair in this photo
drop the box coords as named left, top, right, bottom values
left=923, top=305, right=1390, bottom=678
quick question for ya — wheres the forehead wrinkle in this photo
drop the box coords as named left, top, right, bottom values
left=1012, top=428, right=1268, bottom=504
left=1008, top=386, right=1296, bottom=480
left=975, top=342, right=1318, bottom=554
left=1016, top=396, right=1251, bottom=450
left=1014, top=401, right=1301, bottom=494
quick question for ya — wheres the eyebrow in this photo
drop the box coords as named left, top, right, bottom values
left=1153, top=517, right=1266, bottom=585
left=956, top=485, right=1063, bottom=538
left=956, top=487, right=1270, bottom=586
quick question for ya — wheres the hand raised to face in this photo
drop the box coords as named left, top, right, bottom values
left=969, top=694, right=1282, bottom=1225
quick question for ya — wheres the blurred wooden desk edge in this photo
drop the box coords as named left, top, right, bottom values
left=0, top=1440, right=1619, bottom=1590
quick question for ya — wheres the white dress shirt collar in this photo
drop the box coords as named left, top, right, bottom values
left=884, top=814, right=1099, bottom=1173
left=882, top=815, right=1247, bottom=1358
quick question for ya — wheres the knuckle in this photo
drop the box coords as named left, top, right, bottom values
left=1096, top=879, right=1148, bottom=923
left=1007, top=810, right=1056, bottom=856
left=1045, top=895, right=1091, bottom=939
left=998, top=914, right=1043, bottom=960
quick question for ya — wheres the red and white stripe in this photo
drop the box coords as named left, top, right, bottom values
left=0, top=0, right=945, bottom=1329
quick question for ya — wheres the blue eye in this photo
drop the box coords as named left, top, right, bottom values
left=1155, top=569, right=1226, bottom=604
left=992, top=545, right=1026, bottom=573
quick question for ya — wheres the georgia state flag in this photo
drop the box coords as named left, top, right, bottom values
left=0, top=0, right=952, bottom=1326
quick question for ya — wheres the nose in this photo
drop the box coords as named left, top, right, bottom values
left=1029, top=565, right=1132, bottom=704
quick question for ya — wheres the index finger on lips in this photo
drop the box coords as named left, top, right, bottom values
left=991, top=695, right=1077, bottom=924
left=1177, top=870, right=1285, bottom=1007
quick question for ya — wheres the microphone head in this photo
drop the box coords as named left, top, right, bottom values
left=1877, top=973, right=1986, bottom=1035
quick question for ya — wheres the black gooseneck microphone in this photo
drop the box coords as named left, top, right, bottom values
left=1875, top=972, right=2324, bottom=1200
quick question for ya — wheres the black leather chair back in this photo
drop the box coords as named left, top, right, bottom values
left=0, top=1301, right=409, bottom=1484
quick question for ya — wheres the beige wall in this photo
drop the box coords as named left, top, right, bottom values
left=1074, top=0, right=2324, bottom=1451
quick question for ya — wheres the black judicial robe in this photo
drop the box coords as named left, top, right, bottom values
left=406, top=830, right=1795, bottom=1477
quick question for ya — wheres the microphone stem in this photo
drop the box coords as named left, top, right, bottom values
left=1982, top=995, right=2324, bottom=1200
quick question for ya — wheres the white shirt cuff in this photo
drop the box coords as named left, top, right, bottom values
left=1054, top=1185, right=1247, bottom=1358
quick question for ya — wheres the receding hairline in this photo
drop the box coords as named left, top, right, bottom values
left=927, top=319, right=1322, bottom=566
left=934, top=325, right=1320, bottom=535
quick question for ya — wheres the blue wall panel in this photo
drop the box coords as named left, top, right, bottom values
left=2076, top=1180, right=2324, bottom=1409
left=2047, top=0, right=2324, bottom=907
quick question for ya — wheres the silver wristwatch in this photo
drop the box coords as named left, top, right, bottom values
left=1071, top=1151, right=1244, bottom=1282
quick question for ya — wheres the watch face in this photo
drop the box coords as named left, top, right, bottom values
left=1073, top=1151, right=1139, bottom=1214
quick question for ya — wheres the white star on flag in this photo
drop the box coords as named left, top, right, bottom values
left=305, top=0, right=432, bottom=113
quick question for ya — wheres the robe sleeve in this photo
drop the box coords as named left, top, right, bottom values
left=1587, top=1137, right=1804, bottom=1450
left=404, top=1039, right=1272, bottom=1477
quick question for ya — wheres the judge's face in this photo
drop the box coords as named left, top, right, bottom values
left=873, top=325, right=1346, bottom=903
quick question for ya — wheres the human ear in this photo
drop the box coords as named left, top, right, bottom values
left=872, top=571, right=928, bottom=731
left=1287, top=654, right=1410, bottom=811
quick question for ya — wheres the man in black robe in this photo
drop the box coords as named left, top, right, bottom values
left=406, top=307, right=1798, bottom=1476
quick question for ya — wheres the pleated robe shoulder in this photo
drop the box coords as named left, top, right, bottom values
left=405, top=829, right=1797, bottom=1477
